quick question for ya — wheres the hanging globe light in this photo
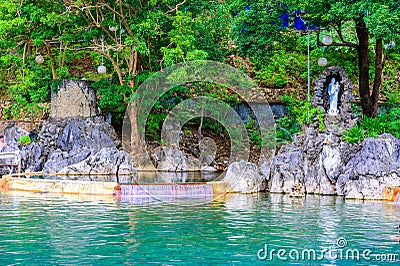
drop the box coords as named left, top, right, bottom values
left=97, top=65, right=106, bottom=74
left=318, top=57, right=328, bottom=66
left=109, top=25, right=118, bottom=32
left=35, top=55, right=44, bottom=64
left=97, top=35, right=106, bottom=74
left=109, top=13, right=118, bottom=32
left=322, top=35, right=333, bottom=45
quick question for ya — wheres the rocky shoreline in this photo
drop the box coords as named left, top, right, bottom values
left=0, top=116, right=399, bottom=200
left=268, top=129, right=400, bottom=199
left=1, top=117, right=134, bottom=176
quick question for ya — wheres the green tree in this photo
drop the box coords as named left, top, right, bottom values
left=0, top=0, right=233, bottom=120
left=231, top=0, right=400, bottom=117
left=298, top=0, right=400, bottom=117
left=0, top=0, right=71, bottom=117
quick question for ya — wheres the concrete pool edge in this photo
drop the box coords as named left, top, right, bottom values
left=0, top=176, right=231, bottom=197
left=1, top=175, right=399, bottom=201
left=0, top=176, right=118, bottom=195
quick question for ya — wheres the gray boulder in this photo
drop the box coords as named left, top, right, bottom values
left=0, top=125, right=28, bottom=175
left=57, top=147, right=135, bottom=175
left=43, top=148, right=92, bottom=173
left=269, top=128, right=338, bottom=195
left=268, top=129, right=400, bottom=199
left=156, top=147, right=194, bottom=171
left=14, top=117, right=124, bottom=173
left=337, top=134, right=400, bottom=199
left=154, top=146, right=217, bottom=172
left=3, top=124, right=29, bottom=150
left=223, top=160, right=270, bottom=193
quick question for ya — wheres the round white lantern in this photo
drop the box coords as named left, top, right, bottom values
left=318, top=57, right=328, bottom=66
left=109, top=25, right=118, bottom=32
left=97, top=65, right=107, bottom=74
left=322, top=35, right=333, bottom=45
left=35, top=55, right=44, bottom=64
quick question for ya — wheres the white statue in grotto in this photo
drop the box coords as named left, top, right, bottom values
left=328, top=78, right=340, bottom=115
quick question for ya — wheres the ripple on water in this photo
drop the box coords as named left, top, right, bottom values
left=0, top=191, right=399, bottom=265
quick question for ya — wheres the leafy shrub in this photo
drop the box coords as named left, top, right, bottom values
left=276, top=94, right=325, bottom=143
left=386, top=108, right=400, bottom=138
left=359, top=116, right=386, bottom=138
left=245, top=117, right=262, bottom=146
left=92, top=78, right=132, bottom=124
left=344, top=90, right=400, bottom=142
left=343, top=124, right=365, bottom=144
left=18, top=135, right=31, bottom=146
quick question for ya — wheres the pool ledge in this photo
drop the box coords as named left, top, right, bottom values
left=0, top=176, right=118, bottom=195
left=0, top=176, right=232, bottom=196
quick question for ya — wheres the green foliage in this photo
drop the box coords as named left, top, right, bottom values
left=92, top=78, right=132, bottom=123
left=245, top=117, right=263, bottom=146
left=159, top=4, right=231, bottom=66
left=18, top=135, right=31, bottom=146
left=231, top=0, right=400, bottom=118
left=385, top=88, right=400, bottom=107
left=386, top=108, right=400, bottom=138
left=0, top=0, right=235, bottom=122
left=144, top=82, right=242, bottom=141
left=359, top=116, right=387, bottom=138
left=344, top=91, right=400, bottom=143
left=276, top=94, right=325, bottom=143
left=146, top=111, right=168, bottom=141
left=230, top=1, right=288, bottom=65
left=343, top=113, right=399, bottom=143
left=343, top=124, right=365, bottom=144
left=380, top=90, right=400, bottom=139
left=351, top=102, right=363, bottom=118
left=201, top=118, right=224, bottom=135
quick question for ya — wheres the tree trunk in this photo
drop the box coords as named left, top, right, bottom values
left=129, top=102, right=145, bottom=168
left=356, top=20, right=375, bottom=117
left=371, top=38, right=385, bottom=118
left=355, top=20, right=384, bottom=118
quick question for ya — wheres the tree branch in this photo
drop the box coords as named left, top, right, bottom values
left=98, top=1, right=134, bottom=38
left=166, top=0, right=187, bottom=14
left=334, top=22, right=347, bottom=43
left=316, top=30, right=358, bottom=48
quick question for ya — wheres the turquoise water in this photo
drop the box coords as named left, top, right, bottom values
left=0, top=191, right=399, bottom=265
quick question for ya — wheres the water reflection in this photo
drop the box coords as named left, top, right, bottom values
left=0, top=191, right=399, bottom=265
left=28, top=170, right=221, bottom=184
left=121, top=170, right=219, bottom=184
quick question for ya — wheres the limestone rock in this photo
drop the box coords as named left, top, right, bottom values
left=269, top=151, right=304, bottom=193
left=337, top=134, right=400, bottom=199
left=9, top=117, right=123, bottom=173
left=223, top=160, right=269, bottom=193
left=269, top=128, right=337, bottom=195
left=0, top=125, right=28, bottom=174
left=3, top=124, right=28, bottom=150
left=156, top=147, right=190, bottom=171
left=43, top=149, right=92, bottom=173
left=57, top=147, right=135, bottom=175
left=268, top=129, right=400, bottom=199
left=153, top=145, right=219, bottom=172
